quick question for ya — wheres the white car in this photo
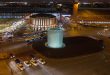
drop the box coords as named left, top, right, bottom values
left=37, top=58, right=46, bottom=65
left=24, top=61, right=31, bottom=67
left=30, top=59, right=38, bottom=66
left=15, top=59, right=25, bottom=71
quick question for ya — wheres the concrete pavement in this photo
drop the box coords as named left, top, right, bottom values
left=0, top=24, right=110, bottom=75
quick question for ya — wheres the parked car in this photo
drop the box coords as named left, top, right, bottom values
left=30, top=59, right=38, bottom=66
left=15, top=59, right=25, bottom=71
left=9, top=53, right=15, bottom=59
left=24, top=61, right=31, bottom=67
left=37, top=58, right=46, bottom=65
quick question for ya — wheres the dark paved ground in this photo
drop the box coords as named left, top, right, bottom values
left=32, top=36, right=104, bottom=58
left=0, top=14, right=110, bottom=75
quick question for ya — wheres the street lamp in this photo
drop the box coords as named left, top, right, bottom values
left=57, top=4, right=63, bottom=23
left=73, top=1, right=80, bottom=24
left=73, top=2, right=79, bottom=17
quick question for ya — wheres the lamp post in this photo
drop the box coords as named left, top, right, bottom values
left=73, top=2, right=79, bottom=17
left=57, top=4, right=62, bottom=24
left=73, top=1, right=80, bottom=24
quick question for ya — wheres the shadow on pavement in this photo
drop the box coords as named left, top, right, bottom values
left=32, top=36, right=104, bottom=58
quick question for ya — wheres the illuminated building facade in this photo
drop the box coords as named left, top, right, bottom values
left=30, top=14, right=57, bottom=31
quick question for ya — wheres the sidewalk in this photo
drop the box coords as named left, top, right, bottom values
left=0, top=60, right=11, bottom=75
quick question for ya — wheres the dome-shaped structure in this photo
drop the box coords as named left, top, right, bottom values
left=30, top=14, right=57, bottom=31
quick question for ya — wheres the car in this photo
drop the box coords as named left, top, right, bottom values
left=30, top=59, right=38, bottom=66
left=15, top=59, right=25, bottom=71
left=9, top=53, right=15, bottom=59
left=37, top=58, right=46, bottom=65
left=17, top=63, right=25, bottom=71
left=24, top=61, right=31, bottom=67
left=30, top=54, right=36, bottom=59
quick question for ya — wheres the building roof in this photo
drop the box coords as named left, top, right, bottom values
left=77, top=9, right=110, bottom=21
left=30, top=14, right=56, bottom=18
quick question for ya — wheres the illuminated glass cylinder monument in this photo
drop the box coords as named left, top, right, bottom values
left=47, top=27, right=64, bottom=48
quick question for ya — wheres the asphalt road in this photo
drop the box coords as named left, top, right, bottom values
left=0, top=23, right=110, bottom=75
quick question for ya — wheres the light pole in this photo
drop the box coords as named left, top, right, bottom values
left=73, top=2, right=79, bottom=17
left=73, top=1, right=80, bottom=25
left=57, top=4, right=62, bottom=25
